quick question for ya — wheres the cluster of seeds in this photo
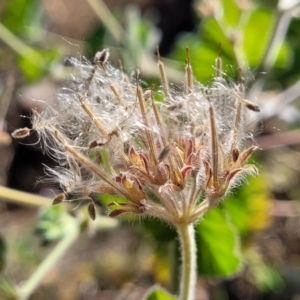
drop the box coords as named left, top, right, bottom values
left=12, top=48, right=260, bottom=224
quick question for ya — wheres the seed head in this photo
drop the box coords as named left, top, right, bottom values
left=12, top=48, right=260, bottom=224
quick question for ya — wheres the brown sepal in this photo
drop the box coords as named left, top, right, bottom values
left=245, top=100, right=261, bottom=112
left=109, top=209, right=127, bottom=217
left=226, top=168, right=242, bottom=182
left=155, top=162, right=170, bottom=184
left=181, top=165, right=193, bottom=182
left=239, top=146, right=257, bottom=164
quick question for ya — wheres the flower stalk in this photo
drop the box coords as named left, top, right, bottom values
left=176, top=223, right=196, bottom=300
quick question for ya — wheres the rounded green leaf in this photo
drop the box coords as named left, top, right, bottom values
left=144, top=286, right=176, bottom=300
left=196, top=208, right=242, bottom=276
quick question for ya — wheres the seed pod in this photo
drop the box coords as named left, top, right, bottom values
left=89, top=140, right=98, bottom=149
left=232, top=147, right=240, bottom=162
left=88, top=201, right=96, bottom=221
left=155, top=162, right=170, bottom=184
left=194, top=126, right=203, bottom=137
left=94, top=48, right=109, bottom=65
left=52, top=193, right=66, bottom=205
left=215, top=43, right=222, bottom=77
left=123, top=142, right=130, bottom=154
left=143, top=90, right=152, bottom=101
left=167, top=103, right=183, bottom=111
left=95, top=150, right=102, bottom=164
left=89, top=140, right=106, bottom=148
left=245, top=100, right=261, bottom=112
left=11, top=127, right=31, bottom=139
left=158, top=145, right=170, bottom=161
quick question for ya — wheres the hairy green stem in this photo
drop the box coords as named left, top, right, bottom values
left=18, top=220, right=80, bottom=300
left=176, top=223, right=196, bottom=300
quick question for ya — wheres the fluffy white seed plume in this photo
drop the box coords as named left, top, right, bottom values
left=12, top=48, right=260, bottom=223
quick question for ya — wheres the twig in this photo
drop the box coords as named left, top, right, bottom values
left=0, top=186, right=51, bottom=207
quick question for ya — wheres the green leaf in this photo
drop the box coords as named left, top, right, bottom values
left=144, top=286, right=176, bottom=300
left=17, top=56, right=45, bottom=82
left=35, top=205, right=76, bottom=245
left=223, top=174, right=271, bottom=240
left=274, top=41, right=293, bottom=69
left=201, top=18, right=235, bottom=58
left=170, top=17, right=238, bottom=83
left=222, top=0, right=241, bottom=27
left=242, top=8, right=274, bottom=66
left=196, top=208, right=242, bottom=276
left=17, top=48, right=60, bottom=82
left=2, top=0, right=39, bottom=35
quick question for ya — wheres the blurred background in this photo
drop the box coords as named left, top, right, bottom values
left=1, top=0, right=300, bottom=299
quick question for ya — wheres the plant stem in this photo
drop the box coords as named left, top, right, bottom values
left=86, top=0, right=125, bottom=44
left=176, top=223, right=196, bottom=300
left=0, top=22, right=45, bottom=67
left=260, top=10, right=292, bottom=72
left=18, top=220, right=80, bottom=300
left=0, top=186, right=51, bottom=207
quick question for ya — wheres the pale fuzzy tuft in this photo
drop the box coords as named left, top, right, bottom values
left=12, top=49, right=260, bottom=224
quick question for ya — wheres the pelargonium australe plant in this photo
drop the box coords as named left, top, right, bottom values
left=12, top=47, right=260, bottom=300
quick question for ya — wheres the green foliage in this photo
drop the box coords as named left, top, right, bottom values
left=242, top=8, right=274, bottom=66
left=171, top=1, right=292, bottom=83
left=196, top=208, right=242, bottom=277
left=224, top=174, right=271, bottom=240
left=195, top=174, right=271, bottom=277
left=142, top=218, right=176, bottom=242
left=35, top=205, right=77, bottom=245
left=1, top=0, right=60, bottom=81
left=0, top=274, right=18, bottom=300
left=2, top=0, right=39, bottom=36
left=144, top=286, right=176, bottom=300
left=222, top=0, right=241, bottom=27
left=17, top=47, right=60, bottom=81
